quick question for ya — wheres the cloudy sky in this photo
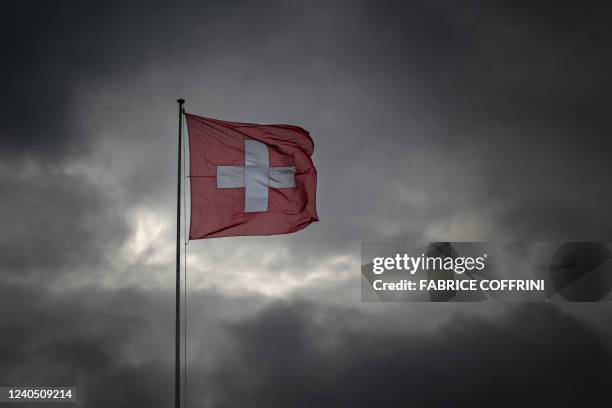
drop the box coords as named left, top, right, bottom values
left=3, top=1, right=612, bottom=406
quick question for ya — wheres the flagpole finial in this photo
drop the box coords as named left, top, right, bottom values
left=177, top=98, right=185, bottom=104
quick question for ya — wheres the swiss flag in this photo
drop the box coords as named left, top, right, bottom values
left=185, top=113, right=318, bottom=239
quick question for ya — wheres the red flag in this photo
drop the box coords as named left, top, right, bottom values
left=185, top=113, right=318, bottom=239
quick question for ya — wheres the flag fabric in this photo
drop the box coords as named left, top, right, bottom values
left=185, top=113, right=318, bottom=239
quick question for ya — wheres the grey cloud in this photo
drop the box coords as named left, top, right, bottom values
left=0, top=280, right=262, bottom=408
left=0, top=169, right=129, bottom=278
left=200, top=300, right=612, bottom=407
left=2, top=1, right=612, bottom=406
left=2, top=0, right=254, bottom=160
left=0, top=283, right=172, bottom=406
left=2, top=280, right=610, bottom=408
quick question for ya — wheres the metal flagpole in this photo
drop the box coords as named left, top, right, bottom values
left=175, top=98, right=185, bottom=408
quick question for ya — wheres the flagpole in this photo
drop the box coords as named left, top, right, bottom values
left=175, top=98, right=185, bottom=408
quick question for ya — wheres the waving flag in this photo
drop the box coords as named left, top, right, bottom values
left=185, top=113, right=318, bottom=239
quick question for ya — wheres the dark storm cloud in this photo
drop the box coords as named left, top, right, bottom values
left=353, top=1, right=612, bottom=146
left=2, top=280, right=610, bottom=408
left=359, top=0, right=612, bottom=240
left=0, top=281, right=259, bottom=408
left=3, top=0, right=127, bottom=159
left=6, top=0, right=609, bottom=249
left=3, top=1, right=612, bottom=407
left=0, top=282, right=173, bottom=407
left=0, top=0, right=263, bottom=280
left=2, top=0, right=252, bottom=160
left=197, top=301, right=612, bottom=407
left=0, top=168, right=129, bottom=277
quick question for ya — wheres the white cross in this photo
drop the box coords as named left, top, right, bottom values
left=216, top=139, right=296, bottom=212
